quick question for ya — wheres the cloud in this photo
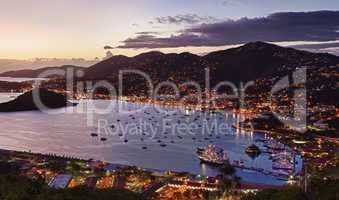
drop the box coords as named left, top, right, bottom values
left=104, top=45, right=114, bottom=50
left=318, top=47, right=339, bottom=55
left=0, top=58, right=99, bottom=73
left=153, top=14, right=217, bottom=25
left=117, top=34, right=213, bottom=49
left=135, top=31, right=159, bottom=35
left=287, top=41, right=339, bottom=55
left=117, top=11, right=339, bottom=49
left=103, top=51, right=113, bottom=60
left=289, top=41, right=339, bottom=50
left=222, top=0, right=236, bottom=6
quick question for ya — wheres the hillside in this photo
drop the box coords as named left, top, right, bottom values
left=2, top=42, right=338, bottom=99
left=84, top=51, right=206, bottom=83
left=205, top=42, right=339, bottom=84
left=3, top=42, right=338, bottom=85
left=79, top=42, right=339, bottom=96
left=83, top=42, right=338, bottom=83
left=0, top=88, right=76, bottom=112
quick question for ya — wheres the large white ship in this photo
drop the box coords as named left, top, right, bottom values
left=196, top=144, right=229, bottom=166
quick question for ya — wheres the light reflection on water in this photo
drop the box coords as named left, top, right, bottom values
left=0, top=95, right=301, bottom=185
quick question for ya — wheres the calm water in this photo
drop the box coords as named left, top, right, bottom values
left=0, top=94, right=302, bottom=185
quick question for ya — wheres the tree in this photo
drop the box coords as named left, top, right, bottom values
left=219, top=164, right=236, bottom=175
left=310, top=178, right=339, bottom=200
left=241, top=187, right=306, bottom=200
left=0, top=174, right=139, bottom=200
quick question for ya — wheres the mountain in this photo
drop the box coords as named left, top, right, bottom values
left=0, top=65, right=85, bottom=78
left=84, top=51, right=205, bottom=82
left=0, top=88, right=76, bottom=112
left=205, top=41, right=339, bottom=84
left=3, top=42, right=337, bottom=84
left=3, top=42, right=337, bottom=98
left=81, top=42, right=338, bottom=95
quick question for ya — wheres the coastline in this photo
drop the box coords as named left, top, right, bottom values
left=0, top=96, right=299, bottom=186
left=0, top=147, right=291, bottom=188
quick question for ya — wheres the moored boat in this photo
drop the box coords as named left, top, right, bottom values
left=245, top=144, right=261, bottom=156
left=196, top=144, right=229, bottom=166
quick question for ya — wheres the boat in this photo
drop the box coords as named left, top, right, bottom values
left=239, top=160, right=245, bottom=167
left=276, top=177, right=288, bottom=181
left=245, top=144, right=261, bottom=156
left=255, top=139, right=267, bottom=143
left=196, top=144, right=229, bottom=166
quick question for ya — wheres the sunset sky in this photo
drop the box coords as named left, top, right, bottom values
left=0, top=0, right=339, bottom=71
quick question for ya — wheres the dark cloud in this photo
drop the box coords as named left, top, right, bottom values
left=117, top=11, right=339, bottom=49
left=153, top=14, right=217, bottom=25
left=104, top=45, right=114, bottom=50
left=135, top=31, right=159, bottom=35
left=117, top=34, right=211, bottom=49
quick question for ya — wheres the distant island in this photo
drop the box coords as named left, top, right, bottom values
left=0, top=88, right=76, bottom=112
left=0, top=65, right=84, bottom=78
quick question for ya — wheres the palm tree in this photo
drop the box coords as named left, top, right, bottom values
left=233, top=176, right=242, bottom=189
left=216, top=164, right=236, bottom=198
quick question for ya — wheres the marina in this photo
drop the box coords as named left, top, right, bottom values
left=0, top=95, right=303, bottom=186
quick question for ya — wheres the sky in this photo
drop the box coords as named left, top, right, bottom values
left=0, top=0, right=339, bottom=71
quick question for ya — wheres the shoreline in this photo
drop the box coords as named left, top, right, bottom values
left=0, top=146, right=289, bottom=187
left=0, top=95, right=297, bottom=186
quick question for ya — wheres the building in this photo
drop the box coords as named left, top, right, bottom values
left=48, top=174, right=72, bottom=189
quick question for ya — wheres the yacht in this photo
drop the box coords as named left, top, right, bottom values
left=245, top=144, right=261, bottom=155
left=196, top=144, right=229, bottom=165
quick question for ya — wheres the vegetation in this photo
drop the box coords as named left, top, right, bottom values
left=241, top=178, right=339, bottom=200
left=0, top=174, right=139, bottom=200
left=216, top=163, right=241, bottom=197
left=323, top=165, right=339, bottom=179
left=0, top=162, right=139, bottom=200
left=309, top=178, right=339, bottom=200
left=0, top=88, right=75, bottom=112
left=240, top=187, right=306, bottom=200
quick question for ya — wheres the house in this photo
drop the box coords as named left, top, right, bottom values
left=48, top=174, right=72, bottom=189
